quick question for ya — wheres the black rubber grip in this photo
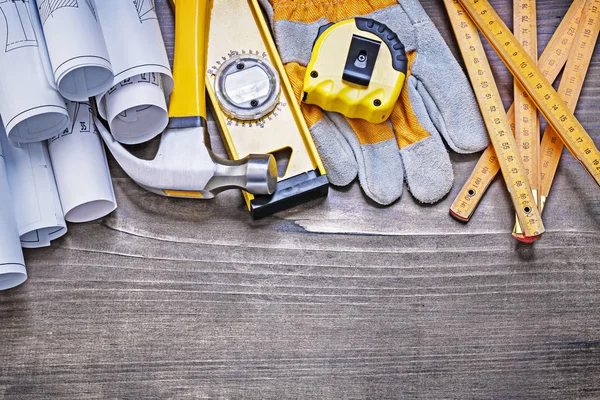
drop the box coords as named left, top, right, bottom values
left=250, top=171, right=329, bottom=220
left=355, top=17, right=407, bottom=74
left=313, top=22, right=335, bottom=50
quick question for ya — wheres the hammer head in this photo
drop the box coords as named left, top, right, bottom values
left=94, top=116, right=277, bottom=199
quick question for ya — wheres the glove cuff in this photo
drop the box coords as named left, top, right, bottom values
left=397, top=0, right=433, bottom=25
left=262, top=0, right=399, bottom=24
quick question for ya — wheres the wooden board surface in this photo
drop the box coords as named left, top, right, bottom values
left=1, top=1, right=599, bottom=398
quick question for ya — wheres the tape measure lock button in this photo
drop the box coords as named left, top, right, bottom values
left=303, top=18, right=408, bottom=123
left=215, top=55, right=281, bottom=121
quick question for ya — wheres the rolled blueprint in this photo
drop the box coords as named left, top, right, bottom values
left=35, top=0, right=114, bottom=101
left=99, top=72, right=169, bottom=144
left=0, top=141, right=27, bottom=291
left=0, top=129, right=67, bottom=249
left=0, top=0, right=69, bottom=145
left=48, top=101, right=117, bottom=223
left=96, top=0, right=173, bottom=144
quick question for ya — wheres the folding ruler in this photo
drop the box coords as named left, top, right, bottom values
left=448, top=1, right=590, bottom=230
left=538, top=0, right=600, bottom=211
left=457, top=0, right=600, bottom=192
left=511, top=0, right=541, bottom=239
left=444, top=0, right=544, bottom=238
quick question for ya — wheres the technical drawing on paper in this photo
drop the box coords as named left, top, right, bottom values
left=134, top=0, right=156, bottom=23
left=0, top=0, right=38, bottom=52
left=116, top=73, right=161, bottom=119
left=37, top=0, right=78, bottom=24
left=49, top=101, right=94, bottom=144
left=70, top=101, right=94, bottom=135
left=37, top=0, right=97, bottom=24
left=84, top=0, right=96, bottom=20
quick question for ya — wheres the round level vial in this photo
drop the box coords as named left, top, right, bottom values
left=215, top=55, right=281, bottom=121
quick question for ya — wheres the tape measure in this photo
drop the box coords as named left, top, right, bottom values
left=444, top=0, right=544, bottom=238
left=457, top=0, right=600, bottom=189
left=449, top=0, right=585, bottom=222
left=303, top=18, right=408, bottom=124
left=539, top=0, right=600, bottom=211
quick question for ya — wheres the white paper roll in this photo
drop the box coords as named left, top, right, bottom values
left=99, top=73, right=168, bottom=144
left=48, top=101, right=117, bottom=223
left=96, top=0, right=173, bottom=93
left=0, top=0, right=69, bottom=145
left=36, top=0, right=114, bottom=101
left=0, top=142, right=27, bottom=291
left=95, top=0, right=173, bottom=143
left=0, top=131, right=67, bottom=249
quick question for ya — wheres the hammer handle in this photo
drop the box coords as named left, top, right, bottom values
left=168, top=0, right=211, bottom=119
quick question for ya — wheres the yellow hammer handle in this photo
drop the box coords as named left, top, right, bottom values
left=168, top=0, right=211, bottom=119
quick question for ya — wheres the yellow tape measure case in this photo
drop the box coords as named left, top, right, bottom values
left=303, top=18, right=408, bottom=124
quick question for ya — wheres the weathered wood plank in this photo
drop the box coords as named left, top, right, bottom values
left=1, top=0, right=599, bottom=399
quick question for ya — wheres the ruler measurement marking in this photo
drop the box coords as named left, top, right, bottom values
left=449, top=0, right=585, bottom=221
left=539, top=0, right=600, bottom=206
left=514, top=0, right=540, bottom=194
left=459, top=0, right=600, bottom=188
left=444, top=0, right=544, bottom=237
left=512, top=0, right=540, bottom=238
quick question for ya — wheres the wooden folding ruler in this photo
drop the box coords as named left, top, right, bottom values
left=458, top=0, right=600, bottom=193
left=513, top=0, right=600, bottom=237
left=511, top=0, right=540, bottom=239
left=538, top=0, right=600, bottom=212
left=448, top=0, right=584, bottom=221
left=513, top=0, right=540, bottom=199
left=444, top=0, right=544, bottom=238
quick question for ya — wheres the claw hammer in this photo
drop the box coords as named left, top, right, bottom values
left=95, top=0, right=278, bottom=199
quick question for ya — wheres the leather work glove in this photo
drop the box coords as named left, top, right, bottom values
left=259, top=0, right=489, bottom=205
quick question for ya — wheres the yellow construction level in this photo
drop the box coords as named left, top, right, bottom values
left=171, top=0, right=329, bottom=218
left=201, top=0, right=328, bottom=218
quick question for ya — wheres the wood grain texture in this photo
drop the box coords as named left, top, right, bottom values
left=1, top=1, right=599, bottom=399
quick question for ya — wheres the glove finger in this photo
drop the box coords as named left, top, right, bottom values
left=411, top=72, right=488, bottom=154
left=285, top=62, right=358, bottom=186
left=258, top=0, right=320, bottom=67
left=258, top=0, right=275, bottom=26
left=327, top=113, right=404, bottom=205
left=401, top=136, right=454, bottom=204
left=400, top=0, right=488, bottom=153
left=391, top=76, right=453, bottom=204
left=312, top=114, right=359, bottom=187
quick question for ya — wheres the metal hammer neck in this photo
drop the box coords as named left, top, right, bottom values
left=168, top=116, right=206, bottom=129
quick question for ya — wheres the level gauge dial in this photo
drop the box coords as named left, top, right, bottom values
left=214, top=56, right=281, bottom=121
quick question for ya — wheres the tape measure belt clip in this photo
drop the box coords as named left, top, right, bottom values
left=343, top=34, right=382, bottom=87
left=303, top=18, right=408, bottom=123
